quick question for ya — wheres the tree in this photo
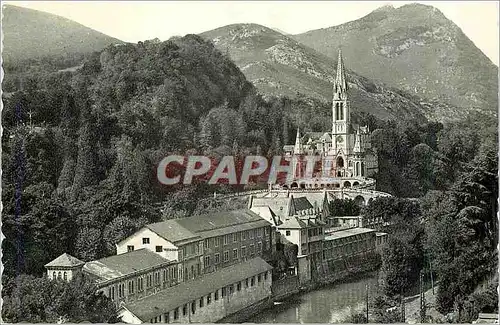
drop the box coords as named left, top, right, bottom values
left=423, top=148, right=498, bottom=314
left=103, top=216, right=147, bottom=255
left=2, top=274, right=118, bottom=323
left=2, top=182, right=76, bottom=277
left=330, top=198, right=361, bottom=216
left=362, top=197, right=420, bottom=227
left=57, top=273, right=118, bottom=323
left=374, top=198, right=424, bottom=296
left=75, top=227, right=103, bottom=261
left=71, top=116, right=99, bottom=200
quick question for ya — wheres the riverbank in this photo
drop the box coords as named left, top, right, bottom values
left=300, top=269, right=380, bottom=296
left=217, top=298, right=274, bottom=323
left=247, top=272, right=380, bottom=323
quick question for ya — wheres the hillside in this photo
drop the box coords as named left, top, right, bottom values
left=2, top=5, right=123, bottom=63
left=200, top=23, right=468, bottom=123
left=293, top=3, right=498, bottom=120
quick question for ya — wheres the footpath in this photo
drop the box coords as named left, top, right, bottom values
left=404, top=286, right=445, bottom=323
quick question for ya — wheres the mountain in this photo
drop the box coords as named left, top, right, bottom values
left=200, top=23, right=465, bottom=122
left=2, top=5, right=124, bottom=63
left=293, top=3, right=498, bottom=120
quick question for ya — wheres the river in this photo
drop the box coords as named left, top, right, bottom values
left=247, top=273, right=380, bottom=323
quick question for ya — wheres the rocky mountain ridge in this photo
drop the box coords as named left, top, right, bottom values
left=293, top=3, right=497, bottom=119
left=201, top=23, right=470, bottom=123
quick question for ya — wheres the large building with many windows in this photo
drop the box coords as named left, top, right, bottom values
left=45, top=209, right=274, bottom=323
left=118, top=257, right=272, bottom=323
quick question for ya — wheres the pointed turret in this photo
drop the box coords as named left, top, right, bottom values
left=353, top=131, right=362, bottom=153
left=333, top=48, right=348, bottom=99
left=294, top=128, right=303, bottom=154
left=321, top=190, right=331, bottom=223
left=286, top=195, right=296, bottom=217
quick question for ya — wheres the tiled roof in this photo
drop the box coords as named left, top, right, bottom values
left=293, top=197, right=313, bottom=211
left=122, top=257, right=273, bottom=322
left=279, top=217, right=308, bottom=229
left=177, top=209, right=266, bottom=233
left=45, top=253, right=85, bottom=268
left=304, top=132, right=325, bottom=140
left=251, top=197, right=293, bottom=219
left=146, top=220, right=201, bottom=244
left=325, top=227, right=376, bottom=241
left=250, top=206, right=283, bottom=227
left=83, top=249, right=170, bottom=282
left=288, top=192, right=330, bottom=210
left=147, top=210, right=271, bottom=244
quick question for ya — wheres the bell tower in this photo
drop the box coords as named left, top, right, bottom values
left=332, top=49, right=350, bottom=155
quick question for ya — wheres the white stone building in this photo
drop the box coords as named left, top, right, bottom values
left=283, top=49, right=378, bottom=188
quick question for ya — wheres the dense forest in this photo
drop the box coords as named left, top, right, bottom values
left=2, top=34, right=497, bottom=322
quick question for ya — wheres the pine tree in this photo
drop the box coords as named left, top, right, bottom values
left=71, top=114, right=98, bottom=201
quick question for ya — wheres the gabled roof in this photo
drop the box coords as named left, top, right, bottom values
left=251, top=196, right=315, bottom=220
left=121, top=257, right=273, bottom=322
left=279, top=217, right=308, bottom=229
left=146, top=220, right=200, bottom=244
left=293, top=197, right=313, bottom=211
left=251, top=197, right=293, bottom=219
left=176, top=209, right=266, bottom=233
left=249, top=206, right=282, bottom=227
left=302, top=132, right=332, bottom=145
left=147, top=210, right=272, bottom=244
left=45, top=253, right=84, bottom=268
left=83, top=249, right=170, bottom=283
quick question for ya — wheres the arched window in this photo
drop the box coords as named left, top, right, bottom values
left=63, top=272, right=67, bottom=281
left=361, top=162, right=365, bottom=176
left=339, top=102, right=344, bottom=120
left=356, top=162, right=360, bottom=176
left=336, top=156, right=344, bottom=168
left=53, top=272, right=56, bottom=279
left=58, top=272, right=61, bottom=279
left=335, top=103, right=340, bottom=119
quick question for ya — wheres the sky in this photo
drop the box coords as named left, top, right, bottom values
left=5, top=1, right=499, bottom=65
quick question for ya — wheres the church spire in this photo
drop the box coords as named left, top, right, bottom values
left=333, top=48, right=348, bottom=98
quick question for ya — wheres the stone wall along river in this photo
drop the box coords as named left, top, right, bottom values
left=247, top=273, right=379, bottom=323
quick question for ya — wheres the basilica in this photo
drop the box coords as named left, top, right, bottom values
left=283, top=50, right=378, bottom=189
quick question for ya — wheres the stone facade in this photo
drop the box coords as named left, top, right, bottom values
left=117, top=258, right=273, bottom=323
left=283, top=49, right=378, bottom=188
